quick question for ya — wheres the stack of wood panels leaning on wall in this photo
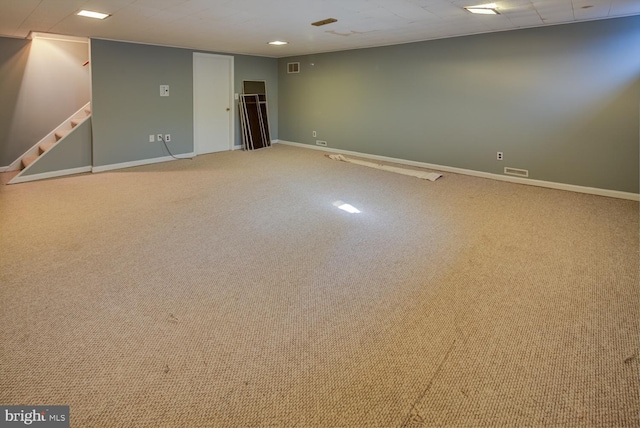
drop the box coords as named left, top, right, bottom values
left=240, top=80, right=271, bottom=150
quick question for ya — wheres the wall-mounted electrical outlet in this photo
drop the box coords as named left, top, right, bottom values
left=316, top=140, right=327, bottom=146
left=149, top=134, right=155, bottom=143
left=157, top=134, right=163, bottom=142
left=313, top=131, right=317, bottom=137
left=497, top=152, right=504, bottom=161
left=165, top=134, right=171, bottom=142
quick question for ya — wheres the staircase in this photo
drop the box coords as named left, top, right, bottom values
left=8, top=103, right=91, bottom=183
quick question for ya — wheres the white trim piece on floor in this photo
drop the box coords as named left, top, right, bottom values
left=9, top=166, right=92, bottom=184
left=276, top=140, right=640, bottom=202
left=233, top=144, right=243, bottom=150
left=92, top=153, right=196, bottom=173
left=0, top=165, right=11, bottom=173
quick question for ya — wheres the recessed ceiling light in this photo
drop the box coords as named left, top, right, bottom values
left=268, top=41, right=288, bottom=46
left=77, top=10, right=110, bottom=20
left=464, top=3, right=500, bottom=14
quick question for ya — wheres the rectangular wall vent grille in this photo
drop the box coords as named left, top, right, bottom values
left=504, top=167, right=529, bottom=177
left=287, top=62, right=300, bottom=74
left=312, top=18, right=338, bottom=27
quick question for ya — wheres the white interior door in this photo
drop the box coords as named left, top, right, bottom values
left=193, top=53, right=233, bottom=155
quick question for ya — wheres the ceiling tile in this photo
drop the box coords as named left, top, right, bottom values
left=0, top=0, right=41, bottom=36
left=609, top=0, right=640, bottom=14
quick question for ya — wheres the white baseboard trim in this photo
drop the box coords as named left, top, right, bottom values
left=234, top=140, right=279, bottom=151
left=277, top=140, right=639, bottom=201
left=9, top=166, right=92, bottom=184
left=2, top=163, right=23, bottom=172
left=92, top=153, right=196, bottom=173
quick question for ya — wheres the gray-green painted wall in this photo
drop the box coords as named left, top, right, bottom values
left=91, top=39, right=278, bottom=167
left=91, top=39, right=193, bottom=167
left=278, top=16, right=640, bottom=194
left=0, top=37, right=90, bottom=167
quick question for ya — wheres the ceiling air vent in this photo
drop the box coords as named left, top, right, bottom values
left=312, top=18, right=338, bottom=27
left=287, top=62, right=300, bottom=74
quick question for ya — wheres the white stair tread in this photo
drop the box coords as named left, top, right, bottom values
left=40, top=141, right=55, bottom=153
left=55, top=129, right=71, bottom=140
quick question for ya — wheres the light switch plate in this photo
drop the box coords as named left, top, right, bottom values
left=160, top=85, right=170, bottom=96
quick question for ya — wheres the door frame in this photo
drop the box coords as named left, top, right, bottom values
left=193, top=52, right=234, bottom=155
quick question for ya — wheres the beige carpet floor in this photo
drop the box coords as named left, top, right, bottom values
left=0, top=144, right=638, bottom=427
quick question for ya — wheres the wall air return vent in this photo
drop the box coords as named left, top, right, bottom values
left=287, top=62, right=300, bottom=74
left=504, top=167, right=529, bottom=177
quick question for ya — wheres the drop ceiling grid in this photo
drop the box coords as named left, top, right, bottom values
left=0, top=0, right=638, bottom=57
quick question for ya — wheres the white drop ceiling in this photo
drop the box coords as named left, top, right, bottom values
left=1, top=0, right=639, bottom=57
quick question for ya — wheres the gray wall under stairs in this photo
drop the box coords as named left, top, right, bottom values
left=20, top=118, right=92, bottom=177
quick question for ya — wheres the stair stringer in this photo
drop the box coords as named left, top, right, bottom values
left=6, top=102, right=92, bottom=172
left=8, top=114, right=92, bottom=184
